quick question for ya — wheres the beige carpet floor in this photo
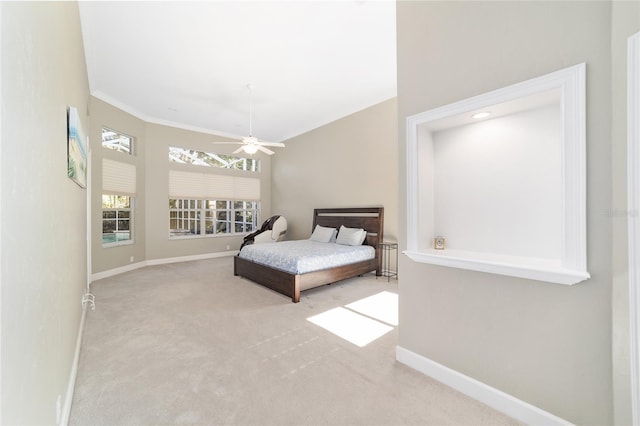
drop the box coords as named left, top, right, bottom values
left=69, top=256, right=519, bottom=426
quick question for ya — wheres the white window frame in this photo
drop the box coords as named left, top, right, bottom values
left=627, top=31, right=640, bottom=426
left=169, top=199, right=259, bottom=239
left=102, top=127, right=134, bottom=156
left=102, top=195, right=134, bottom=247
left=169, top=146, right=259, bottom=172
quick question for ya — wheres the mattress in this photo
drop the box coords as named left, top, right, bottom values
left=238, top=240, right=375, bottom=274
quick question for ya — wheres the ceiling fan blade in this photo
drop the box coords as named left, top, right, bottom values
left=257, top=146, right=275, bottom=155
left=256, top=141, right=285, bottom=148
left=212, top=141, right=243, bottom=145
left=233, top=146, right=245, bottom=154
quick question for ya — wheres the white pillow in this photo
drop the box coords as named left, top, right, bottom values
left=309, top=225, right=337, bottom=243
left=336, top=225, right=367, bottom=246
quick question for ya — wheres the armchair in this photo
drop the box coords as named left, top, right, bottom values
left=240, top=215, right=287, bottom=249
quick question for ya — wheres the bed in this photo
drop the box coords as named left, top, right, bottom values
left=234, top=207, right=384, bottom=302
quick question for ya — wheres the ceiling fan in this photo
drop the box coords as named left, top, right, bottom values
left=213, top=84, right=285, bottom=155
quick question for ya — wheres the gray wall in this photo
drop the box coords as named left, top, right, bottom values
left=144, top=122, right=272, bottom=261
left=1, top=2, right=89, bottom=423
left=272, top=98, right=398, bottom=242
left=89, top=97, right=273, bottom=274
left=3, top=2, right=635, bottom=424
left=90, top=97, right=147, bottom=273
left=611, top=2, right=640, bottom=425
left=396, top=2, right=618, bottom=424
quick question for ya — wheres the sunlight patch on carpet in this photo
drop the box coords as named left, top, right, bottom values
left=345, top=291, right=398, bottom=326
left=307, top=307, right=393, bottom=347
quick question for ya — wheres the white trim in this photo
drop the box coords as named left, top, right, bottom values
left=86, top=148, right=92, bottom=290
left=627, top=31, right=640, bottom=426
left=101, top=238, right=134, bottom=249
left=59, top=304, right=88, bottom=426
left=91, top=260, right=144, bottom=281
left=145, top=251, right=237, bottom=266
left=395, top=346, right=573, bottom=426
left=0, top=4, right=3, bottom=421
left=91, top=90, right=251, bottom=142
left=404, top=250, right=590, bottom=285
left=405, top=115, right=420, bottom=252
left=90, top=251, right=238, bottom=282
left=405, top=63, right=589, bottom=285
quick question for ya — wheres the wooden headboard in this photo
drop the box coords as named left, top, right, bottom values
left=312, top=207, right=385, bottom=251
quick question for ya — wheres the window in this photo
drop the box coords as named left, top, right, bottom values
left=169, top=146, right=259, bottom=172
left=167, top=154, right=260, bottom=239
left=169, top=199, right=258, bottom=238
left=102, top=157, right=136, bottom=247
left=102, top=128, right=134, bottom=155
left=102, top=195, right=133, bottom=245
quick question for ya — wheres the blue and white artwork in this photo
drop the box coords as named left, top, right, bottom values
left=67, top=106, right=87, bottom=188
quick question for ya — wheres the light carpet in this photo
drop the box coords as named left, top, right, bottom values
left=69, top=256, right=519, bottom=426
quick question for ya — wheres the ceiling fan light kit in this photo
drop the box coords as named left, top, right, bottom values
left=213, top=85, right=285, bottom=156
left=240, top=143, right=259, bottom=155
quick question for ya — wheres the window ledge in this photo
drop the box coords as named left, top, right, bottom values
left=403, top=249, right=590, bottom=285
left=169, top=232, right=249, bottom=241
left=102, top=240, right=134, bottom=248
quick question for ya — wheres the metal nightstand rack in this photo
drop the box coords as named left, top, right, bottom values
left=379, top=241, right=398, bottom=282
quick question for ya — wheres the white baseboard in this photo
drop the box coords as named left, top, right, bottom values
left=395, top=346, right=573, bottom=426
left=145, top=251, right=237, bottom=266
left=91, top=251, right=238, bottom=282
left=91, top=261, right=144, bottom=281
left=59, top=305, right=88, bottom=425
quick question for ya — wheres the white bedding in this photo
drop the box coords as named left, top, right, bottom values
left=238, top=240, right=375, bottom=274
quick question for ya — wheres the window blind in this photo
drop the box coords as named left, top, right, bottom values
left=103, top=158, right=136, bottom=196
left=234, top=176, right=261, bottom=201
left=169, top=170, right=260, bottom=201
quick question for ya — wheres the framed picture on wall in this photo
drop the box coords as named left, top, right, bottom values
left=67, top=106, right=87, bottom=188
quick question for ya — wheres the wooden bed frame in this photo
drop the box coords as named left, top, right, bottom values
left=234, top=207, right=384, bottom=303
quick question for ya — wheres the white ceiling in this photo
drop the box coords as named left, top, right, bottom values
left=78, top=1, right=397, bottom=143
